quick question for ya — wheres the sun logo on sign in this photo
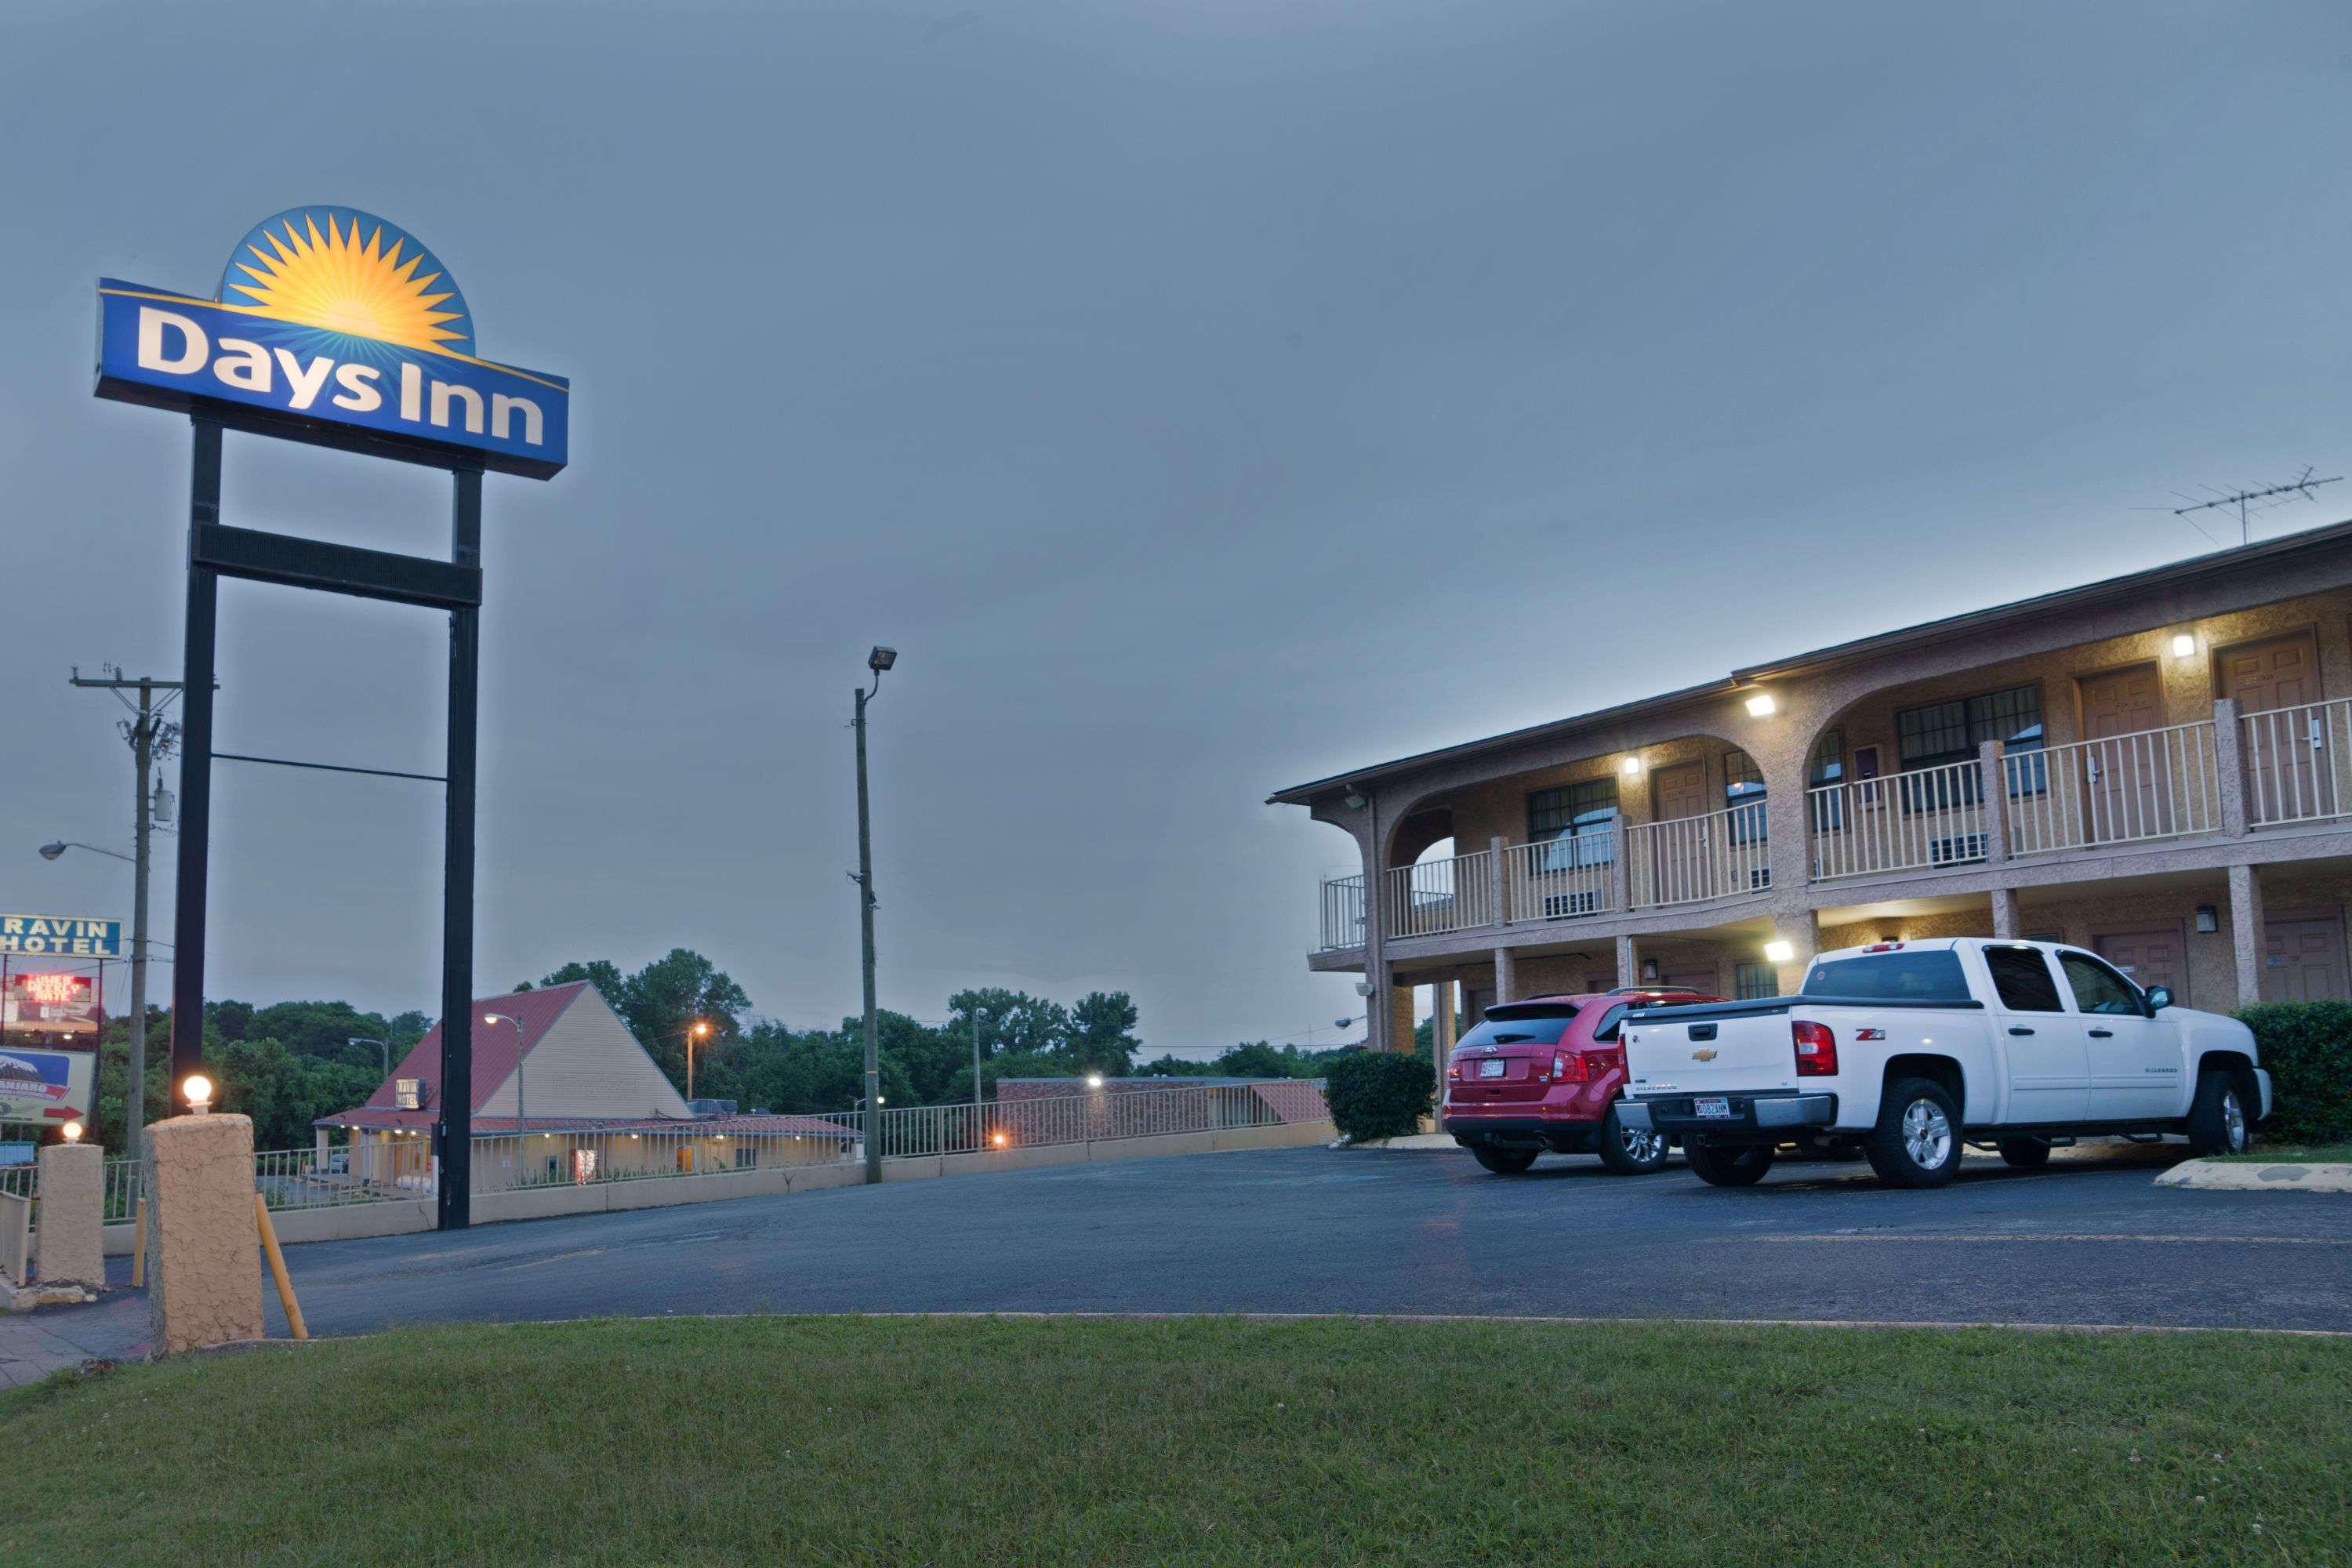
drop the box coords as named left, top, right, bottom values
left=219, top=209, right=472, bottom=356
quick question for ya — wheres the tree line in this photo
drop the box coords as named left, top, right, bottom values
left=65, top=949, right=1343, bottom=1155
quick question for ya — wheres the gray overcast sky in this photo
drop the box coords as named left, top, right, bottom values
left=4, top=0, right=2347, bottom=1056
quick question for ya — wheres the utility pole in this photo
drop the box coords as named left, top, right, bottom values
left=852, top=646, right=896, bottom=1184
left=972, top=1007, right=985, bottom=1115
left=68, top=667, right=183, bottom=1154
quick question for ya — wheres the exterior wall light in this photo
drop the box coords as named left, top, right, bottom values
left=61, top=1120, right=83, bottom=1142
left=1621, top=756, right=1643, bottom=776
left=2194, top=904, right=2220, bottom=934
left=867, top=645, right=898, bottom=673
left=183, top=1073, right=214, bottom=1115
left=1745, top=693, right=1777, bottom=717
left=1763, top=940, right=1795, bottom=962
left=1639, top=959, right=1659, bottom=982
left=1343, top=789, right=1368, bottom=811
left=2171, top=633, right=2197, bottom=659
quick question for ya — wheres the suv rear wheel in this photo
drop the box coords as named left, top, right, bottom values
left=1595, top=1102, right=1672, bottom=1175
left=2186, top=1069, right=2252, bottom=1156
left=1866, top=1078, right=1963, bottom=1188
left=1472, top=1145, right=1541, bottom=1175
left=1684, top=1141, right=1774, bottom=1187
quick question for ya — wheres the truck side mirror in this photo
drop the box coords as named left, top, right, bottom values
left=2144, top=985, right=2172, bottom=1014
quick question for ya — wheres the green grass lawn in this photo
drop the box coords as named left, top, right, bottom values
left=2217, top=1140, right=2352, bottom=1163
left=5, top=1316, right=2347, bottom=1566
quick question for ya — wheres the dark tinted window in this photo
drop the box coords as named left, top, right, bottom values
left=2058, top=952, right=2143, bottom=1016
left=1454, top=1009, right=1576, bottom=1049
left=1733, top=961, right=1777, bottom=1000
left=1984, top=946, right=2063, bottom=1011
left=1588, top=1005, right=1629, bottom=1043
left=1800, top=949, right=1972, bottom=1001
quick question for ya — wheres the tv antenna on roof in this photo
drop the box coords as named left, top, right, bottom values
left=2165, top=468, right=2342, bottom=547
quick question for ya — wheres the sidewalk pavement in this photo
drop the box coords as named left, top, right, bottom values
left=0, top=1289, right=149, bottom=1387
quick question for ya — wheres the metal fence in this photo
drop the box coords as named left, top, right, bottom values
left=2243, top=699, right=2352, bottom=828
left=1808, top=757, right=1987, bottom=881
left=1627, top=801, right=1772, bottom=907
left=2007, top=721, right=2218, bottom=854
left=815, top=1080, right=1328, bottom=1160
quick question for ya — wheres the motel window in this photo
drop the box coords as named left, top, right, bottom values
left=1809, top=727, right=1846, bottom=830
left=1895, top=685, right=2045, bottom=770
left=1528, top=778, right=1617, bottom=868
left=1733, top=961, right=1777, bottom=1000
left=1724, top=750, right=1767, bottom=845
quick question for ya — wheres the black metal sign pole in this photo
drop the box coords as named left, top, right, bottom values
left=168, top=418, right=222, bottom=1096
left=437, top=469, right=481, bottom=1229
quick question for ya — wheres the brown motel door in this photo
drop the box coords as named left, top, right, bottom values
left=2222, top=633, right=2332, bottom=822
left=2077, top=664, right=2171, bottom=841
left=1647, top=762, right=1710, bottom=903
left=2263, top=914, right=2350, bottom=1002
left=2091, top=924, right=2187, bottom=1005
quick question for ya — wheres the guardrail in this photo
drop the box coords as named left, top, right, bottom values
left=2243, top=699, right=2352, bottom=828
left=2008, top=721, right=2218, bottom=854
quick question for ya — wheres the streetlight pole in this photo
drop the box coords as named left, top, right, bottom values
left=854, top=645, right=896, bottom=1185
left=684, top=1020, right=710, bottom=1102
left=484, top=1011, right=524, bottom=1138
left=350, top=1036, right=391, bottom=1079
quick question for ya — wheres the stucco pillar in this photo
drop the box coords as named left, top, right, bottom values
left=1989, top=887, right=2020, bottom=940
left=143, top=1113, right=263, bottom=1357
left=1435, top=982, right=1457, bottom=1052
left=1770, top=912, right=1820, bottom=993
left=1977, top=740, right=2009, bottom=865
left=1607, top=811, right=1632, bottom=914
left=2214, top=698, right=2249, bottom=837
left=1391, top=982, right=1417, bottom=1056
left=1490, top=836, right=1511, bottom=924
left=33, top=1142, right=103, bottom=1289
left=2227, top=862, right=2267, bottom=1008
left=1615, top=934, right=1638, bottom=989
left=1361, top=803, right=1390, bottom=1053
left=1493, top=946, right=1516, bottom=1005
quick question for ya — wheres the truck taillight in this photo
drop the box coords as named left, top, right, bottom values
left=1791, top=1019, right=1838, bottom=1076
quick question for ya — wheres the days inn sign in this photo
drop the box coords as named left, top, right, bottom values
left=96, top=207, right=568, bottom=478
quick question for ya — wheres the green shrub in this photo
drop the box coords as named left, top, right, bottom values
left=2231, top=1002, right=2352, bottom=1144
left=1324, top=1050, right=1435, bottom=1142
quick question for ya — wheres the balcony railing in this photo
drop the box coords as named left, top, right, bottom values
left=2243, top=699, right=2352, bottom=828
left=1504, top=831, right=1618, bottom=923
left=1318, top=873, right=1367, bottom=953
left=1808, top=757, right=1987, bottom=881
left=2007, top=720, right=2218, bottom=854
left=1626, top=802, right=1771, bottom=908
left=1385, top=849, right=1500, bottom=938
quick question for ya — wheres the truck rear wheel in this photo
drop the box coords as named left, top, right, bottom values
left=1595, top=1102, right=1673, bottom=1174
left=1684, top=1141, right=1774, bottom=1187
left=2186, top=1069, right=2252, bottom=1156
left=1472, top=1145, right=1541, bottom=1174
left=1866, top=1078, right=1962, bottom=1188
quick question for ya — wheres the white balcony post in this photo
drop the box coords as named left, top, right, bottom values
left=2213, top=697, right=2249, bottom=837
left=1490, top=835, right=1510, bottom=925
left=1977, top=739, right=2009, bottom=866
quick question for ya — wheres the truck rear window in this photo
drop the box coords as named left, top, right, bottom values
left=1800, top=950, right=1971, bottom=1002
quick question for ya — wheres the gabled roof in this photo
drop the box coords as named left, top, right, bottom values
left=1266, top=517, right=2352, bottom=804
left=359, top=981, right=590, bottom=1116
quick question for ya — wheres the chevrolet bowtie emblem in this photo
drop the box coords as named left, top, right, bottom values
left=1691, top=1048, right=1718, bottom=1062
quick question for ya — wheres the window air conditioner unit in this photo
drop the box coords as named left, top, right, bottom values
left=1929, top=833, right=1987, bottom=866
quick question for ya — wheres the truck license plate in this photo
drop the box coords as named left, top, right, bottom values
left=1693, top=1097, right=1732, bottom=1119
left=1477, top=1058, right=1507, bottom=1080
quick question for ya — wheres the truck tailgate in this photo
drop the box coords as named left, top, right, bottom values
left=1623, top=1008, right=1798, bottom=1097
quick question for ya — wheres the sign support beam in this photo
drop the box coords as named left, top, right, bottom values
left=438, top=470, right=481, bottom=1230
left=168, top=419, right=221, bottom=1098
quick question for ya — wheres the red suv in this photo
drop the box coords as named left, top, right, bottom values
left=1443, top=989, right=1722, bottom=1174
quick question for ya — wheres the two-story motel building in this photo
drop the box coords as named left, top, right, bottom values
left=1271, top=522, right=2352, bottom=1056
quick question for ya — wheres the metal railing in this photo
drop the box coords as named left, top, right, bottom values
left=474, top=1123, right=854, bottom=1192
left=814, top=1080, right=1327, bottom=1160
left=103, top=1157, right=142, bottom=1224
left=0, top=1164, right=32, bottom=1206
left=2243, top=699, right=2352, bottom=828
left=256, top=1138, right=436, bottom=1210
left=1385, top=851, right=1498, bottom=939
left=1504, top=831, right=1617, bottom=923
left=2008, top=721, right=2218, bottom=855
left=1318, top=873, right=1366, bottom=952
left=1808, top=758, right=1987, bottom=881
left=1627, top=802, right=1771, bottom=908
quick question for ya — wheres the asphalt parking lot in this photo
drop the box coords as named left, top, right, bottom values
left=16, top=1141, right=2351, bottom=1371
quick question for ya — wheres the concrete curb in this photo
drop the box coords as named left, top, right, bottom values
left=1333, top=1133, right=1458, bottom=1151
left=2155, top=1160, right=2352, bottom=1193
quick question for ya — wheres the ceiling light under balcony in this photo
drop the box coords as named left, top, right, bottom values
left=1762, top=940, right=1795, bottom=962
left=1621, top=756, right=1643, bottom=775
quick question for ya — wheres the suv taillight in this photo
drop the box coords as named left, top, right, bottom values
left=1792, top=1019, right=1838, bottom=1076
left=1446, top=1057, right=1463, bottom=1082
left=1551, top=1051, right=1589, bottom=1083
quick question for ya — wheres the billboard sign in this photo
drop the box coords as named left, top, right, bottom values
left=2, top=971, right=101, bottom=1039
left=0, top=1047, right=96, bottom=1124
left=96, top=207, right=568, bottom=479
left=0, top=915, right=122, bottom=958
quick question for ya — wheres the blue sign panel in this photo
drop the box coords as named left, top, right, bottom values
left=94, top=209, right=567, bottom=479
left=0, top=915, right=122, bottom=959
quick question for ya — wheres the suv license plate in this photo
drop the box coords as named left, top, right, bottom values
left=1693, top=1097, right=1733, bottom=1119
left=1477, top=1059, right=1507, bottom=1080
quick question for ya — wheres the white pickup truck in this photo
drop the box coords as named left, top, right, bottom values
left=1616, top=938, right=2272, bottom=1189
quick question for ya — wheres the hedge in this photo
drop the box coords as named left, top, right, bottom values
left=1324, top=1050, right=1435, bottom=1142
left=2231, top=1002, right=2352, bottom=1145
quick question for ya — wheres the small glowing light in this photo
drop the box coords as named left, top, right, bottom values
left=630, top=1133, right=641, bottom=1141
left=61, top=1120, right=83, bottom=1142
left=991, top=1131, right=1009, bottom=1148
left=1621, top=756, right=1643, bottom=775
left=1745, top=693, right=1777, bottom=717
left=2171, top=633, right=2196, bottom=658
left=182, top=1073, right=214, bottom=1113
left=1086, top=1073, right=1105, bottom=1089
left=1762, top=940, right=1795, bottom=962
left=482, top=1014, right=497, bottom=1025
